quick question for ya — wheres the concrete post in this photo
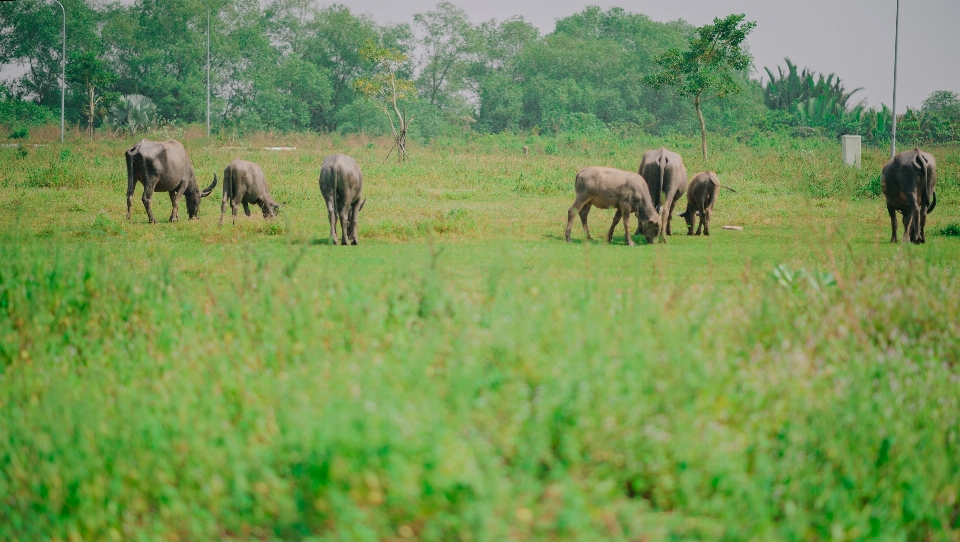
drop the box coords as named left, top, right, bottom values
left=842, top=135, right=861, bottom=167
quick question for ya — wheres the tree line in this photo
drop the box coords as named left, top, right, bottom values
left=2, top=1, right=958, bottom=147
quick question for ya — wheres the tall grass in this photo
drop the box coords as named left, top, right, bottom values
left=0, top=129, right=959, bottom=540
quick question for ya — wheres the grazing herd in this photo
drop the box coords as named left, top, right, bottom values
left=567, top=147, right=731, bottom=245
left=123, top=139, right=940, bottom=246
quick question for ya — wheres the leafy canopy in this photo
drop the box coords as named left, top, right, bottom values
left=354, top=40, right=417, bottom=109
left=644, top=13, right=755, bottom=102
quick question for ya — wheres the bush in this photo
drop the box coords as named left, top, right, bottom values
left=939, top=223, right=960, bottom=237
left=0, top=96, right=55, bottom=128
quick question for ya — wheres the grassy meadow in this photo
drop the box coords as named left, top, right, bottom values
left=1, top=126, right=960, bottom=541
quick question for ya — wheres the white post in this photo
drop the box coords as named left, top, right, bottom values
left=890, top=0, right=900, bottom=159
left=51, top=0, right=65, bottom=143
left=842, top=135, right=861, bottom=167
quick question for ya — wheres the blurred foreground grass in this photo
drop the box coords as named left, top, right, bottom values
left=1, top=131, right=959, bottom=541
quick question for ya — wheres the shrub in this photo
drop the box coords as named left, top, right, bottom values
left=939, top=223, right=960, bottom=237
left=107, top=94, right=158, bottom=135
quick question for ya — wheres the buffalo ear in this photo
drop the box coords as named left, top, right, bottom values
left=201, top=173, right=218, bottom=198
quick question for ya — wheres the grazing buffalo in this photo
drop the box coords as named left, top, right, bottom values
left=636, top=148, right=688, bottom=243
left=882, top=147, right=937, bottom=244
left=680, top=171, right=735, bottom=236
left=219, top=160, right=280, bottom=226
left=125, top=139, right=216, bottom=223
left=565, top=166, right=661, bottom=246
left=319, top=154, right=365, bottom=245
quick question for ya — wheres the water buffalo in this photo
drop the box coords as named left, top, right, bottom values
left=636, top=148, right=688, bottom=243
left=679, top=171, right=735, bottom=236
left=565, top=166, right=661, bottom=246
left=125, top=139, right=216, bottom=223
left=319, top=153, right=365, bottom=245
left=219, top=159, right=280, bottom=226
left=882, top=147, right=937, bottom=243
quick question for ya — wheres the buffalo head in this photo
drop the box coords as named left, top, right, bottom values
left=186, top=174, right=218, bottom=219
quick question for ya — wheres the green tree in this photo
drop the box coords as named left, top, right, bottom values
left=300, top=5, right=412, bottom=130
left=66, top=51, right=117, bottom=137
left=355, top=40, right=416, bottom=162
left=413, top=2, right=474, bottom=108
left=0, top=0, right=99, bottom=111
left=644, top=13, right=756, bottom=159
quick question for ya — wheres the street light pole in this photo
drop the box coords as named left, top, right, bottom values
left=200, top=0, right=210, bottom=137
left=890, top=0, right=900, bottom=159
left=51, top=0, right=65, bottom=143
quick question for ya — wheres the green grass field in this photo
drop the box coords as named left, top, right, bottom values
left=1, top=129, right=959, bottom=541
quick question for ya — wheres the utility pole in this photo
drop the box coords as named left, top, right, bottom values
left=200, top=0, right=211, bottom=137
left=51, top=0, right=66, bottom=143
left=890, top=0, right=900, bottom=159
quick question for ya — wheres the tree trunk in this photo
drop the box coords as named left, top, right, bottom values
left=695, top=94, right=708, bottom=161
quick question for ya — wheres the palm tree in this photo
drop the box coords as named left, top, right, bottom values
left=107, top=94, right=158, bottom=135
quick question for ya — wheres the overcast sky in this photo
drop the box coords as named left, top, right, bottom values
left=340, top=0, right=959, bottom=110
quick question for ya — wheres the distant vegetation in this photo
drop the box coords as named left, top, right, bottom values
left=1, top=1, right=959, bottom=146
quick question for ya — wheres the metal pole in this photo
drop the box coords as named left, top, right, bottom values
left=201, top=0, right=210, bottom=137
left=890, top=0, right=899, bottom=159
left=51, top=0, right=65, bottom=143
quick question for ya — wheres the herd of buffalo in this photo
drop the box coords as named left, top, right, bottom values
left=123, top=139, right=939, bottom=245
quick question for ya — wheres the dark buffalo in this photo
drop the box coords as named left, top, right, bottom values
left=125, top=139, right=216, bottom=223
left=882, top=147, right=937, bottom=243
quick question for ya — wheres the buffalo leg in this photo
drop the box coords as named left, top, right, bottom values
left=219, top=190, right=229, bottom=227
left=326, top=198, right=339, bottom=245
left=607, top=209, right=622, bottom=243
left=695, top=209, right=705, bottom=236
left=231, top=200, right=240, bottom=225
left=904, top=194, right=920, bottom=244
left=168, top=191, right=179, bottom=222
left=126, top=178, right=138, bottom=222
left=703, top=208, right=712, bottom=236
left=658, top=194, right=673, bottom=243
left=621, top=205, right=635, bottom=246
left=242, top=202, right=251, bottom=217
left=169, top=183, right=188, bottom=222
left=338, top=207, right=350, bottom=246
left=565, top=198, right=589, bottom=242
left=888, top=205, right=898, bottom=243
left=919, top=206, right=927, bottom=244
left=579, top=203, right=594, bottom=241
left=665, top=194, right=681, bottom=236
left=142, top=184, right=157, bottom=224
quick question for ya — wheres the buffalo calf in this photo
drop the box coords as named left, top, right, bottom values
left=680, top=171, right=735, bottom=236
left=219, top=160, right=280, bottom=226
